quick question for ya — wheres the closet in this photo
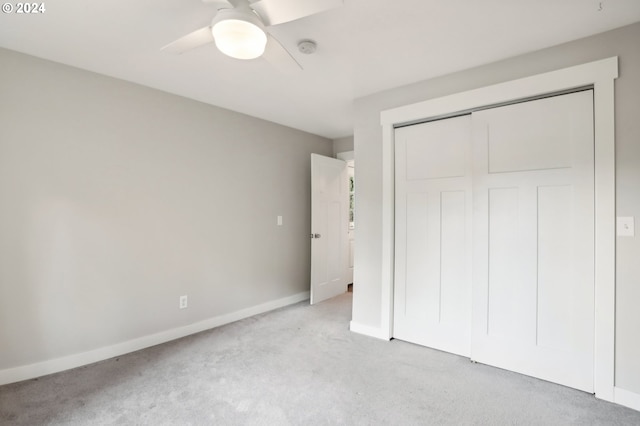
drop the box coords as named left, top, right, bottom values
left=393, top=90, right=595, bottom=392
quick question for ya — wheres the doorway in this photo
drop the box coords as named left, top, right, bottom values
left=337, top=151, right=355, bottom=290
left=393, top=90, right=595, bottom=392
left=379, top=57, right=617, bottom=400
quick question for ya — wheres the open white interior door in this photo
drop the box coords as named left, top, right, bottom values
left=310, top=154, right=348, bottom=304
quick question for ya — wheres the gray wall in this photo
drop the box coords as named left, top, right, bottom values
left=0, top=48, right=332, bottom=371
left=332, top=136, right=354, bottom=157
left=352, top=22, right=640, bottom=394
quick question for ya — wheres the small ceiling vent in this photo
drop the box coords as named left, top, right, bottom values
left=297, top=40, right=317, bottom=54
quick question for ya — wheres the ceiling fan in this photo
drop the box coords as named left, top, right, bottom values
left=162, top=0, right=343, bottom=71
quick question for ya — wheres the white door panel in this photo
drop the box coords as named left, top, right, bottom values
left=394, top=115, right=472, bottom=357
left=393, top=90, right=595, bottom=393
left=439, top=190, right=467, bottom=327
left=310, top=154, right=348, bottom=304
left=471, top=90, right=595, bottom=392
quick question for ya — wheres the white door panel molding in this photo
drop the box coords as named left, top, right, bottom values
left=378, top=57, right=618, bottom=401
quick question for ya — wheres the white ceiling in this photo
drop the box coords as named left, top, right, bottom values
left=1, top=0, right=639, bottom=139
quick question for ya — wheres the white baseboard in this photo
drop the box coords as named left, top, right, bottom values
left=0, top=291, right=309, bottom=386
left=349, top=321, right=391, bottom=341
left=614, top=386, right=640, bottom=412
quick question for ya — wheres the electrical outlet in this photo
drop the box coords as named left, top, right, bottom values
left=277, top=215, right=283, bottom=226
left=179, top=295, right=188, bottom=309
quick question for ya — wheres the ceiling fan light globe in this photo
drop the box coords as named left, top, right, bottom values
left=212, top=19, right=267, bottom=60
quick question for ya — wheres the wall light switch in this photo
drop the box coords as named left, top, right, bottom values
left=277, top=215, right=283, bottom=226
left=617, top=217, right=634, bottom=237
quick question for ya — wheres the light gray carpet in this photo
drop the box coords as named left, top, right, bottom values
left=1, top=293, right=640, bottom=425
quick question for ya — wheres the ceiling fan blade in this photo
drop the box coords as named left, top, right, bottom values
left=162, top=26, right=214, bottom=55
left=263, top=33, right=302, bottom=73
left=202, top=0, right=235, bottom=7
left=250, top=0, right=343, bottom=26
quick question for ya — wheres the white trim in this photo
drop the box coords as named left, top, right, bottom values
left=380, top=123, right=395, bottom=340
left=336, top=150, right=354, bottom=162
left=349, top=321, right=391, bottom=340
left=380, top=57, right=618, bottom=401
left=0, top=291, right=309, bottom=386
left=592, top=74, right=617, bottom=402
left=614, top=387, right=640, bottom=412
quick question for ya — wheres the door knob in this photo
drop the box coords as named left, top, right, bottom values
left=314, top=233, right=321, bottom=238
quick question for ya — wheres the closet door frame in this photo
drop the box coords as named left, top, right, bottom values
left=379, top=57, right=618, bottom=402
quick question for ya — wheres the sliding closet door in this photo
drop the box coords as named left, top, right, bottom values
left=394, top=115, right=472, bottom=357
left=471, top=90, right=595, bottom=392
